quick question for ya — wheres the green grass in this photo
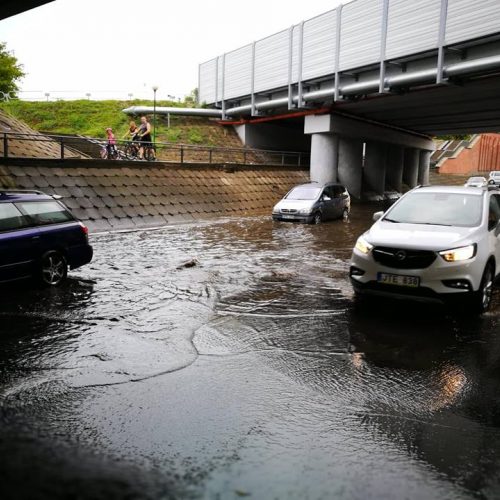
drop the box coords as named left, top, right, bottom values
left=0, top=99, right=220, bottom=146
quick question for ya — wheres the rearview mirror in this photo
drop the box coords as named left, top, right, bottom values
left=373, top=211, right=384, bottom=222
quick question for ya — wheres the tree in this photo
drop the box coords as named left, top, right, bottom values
left=0, top=42, right=25, bottom=98
left=184, top=88, right=199, bottom=107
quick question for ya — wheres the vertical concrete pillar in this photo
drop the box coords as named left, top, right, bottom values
left=338, top=138, right=363, bottom=199
left=403, top=148, right=419, bottom=188
left=310, top=133, right=339, bottom=184
left=364, top=142, right=387, bottom=196
left=418, top=150, right=431, bottom=185
left=385, top=145, right=405, bottom=192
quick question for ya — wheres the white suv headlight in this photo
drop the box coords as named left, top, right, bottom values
left=355, top=236, right=373, bottom=255
left=439, top=244, right=476, bottom=262
left=299, top=208, right=311, bottom=215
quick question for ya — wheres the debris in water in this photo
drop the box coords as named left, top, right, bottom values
left=177, top=258, right=199, bottom=269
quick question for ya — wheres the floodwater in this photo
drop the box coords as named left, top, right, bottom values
left=0, top=206, right=499, bottom=500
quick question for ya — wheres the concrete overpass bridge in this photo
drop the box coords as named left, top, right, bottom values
left=195, top=0, right=500, bottom=197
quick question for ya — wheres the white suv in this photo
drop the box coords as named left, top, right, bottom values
left=350, top=185, right=500, bottom=313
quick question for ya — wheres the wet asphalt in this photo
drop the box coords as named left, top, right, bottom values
left=0, top=205, right=499, bottom=500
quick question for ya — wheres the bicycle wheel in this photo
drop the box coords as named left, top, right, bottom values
left=123, top=144, right=135, bottom=159
left=144, top=147, right=156, bottom=161
left=100, top=147, right=108, bottom=160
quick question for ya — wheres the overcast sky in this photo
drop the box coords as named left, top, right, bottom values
left=0, top=0, right=342, bottom=101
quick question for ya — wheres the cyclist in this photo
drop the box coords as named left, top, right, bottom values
left=123, top=121, right=140, bottom=157
left=105, top=127, right=117, bottom=159
left=137, top=116, right=155, bottom=160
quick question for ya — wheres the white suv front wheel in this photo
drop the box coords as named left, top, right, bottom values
left=472, top=263, right=495, bottom=314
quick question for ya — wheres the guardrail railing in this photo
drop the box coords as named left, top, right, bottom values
left=1, top=132, right=310, bottom=168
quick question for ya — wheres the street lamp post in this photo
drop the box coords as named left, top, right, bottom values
left=152, top=85, right=158, bottom=144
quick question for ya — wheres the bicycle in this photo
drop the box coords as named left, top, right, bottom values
left=100, top=143, right=118, bottom=160
left=123, top=141, right=140, bottom=160
left=100, top=143, right=127, bottom=160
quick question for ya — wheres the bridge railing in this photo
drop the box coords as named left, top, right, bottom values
left=0, top=132, right=310, bottom=167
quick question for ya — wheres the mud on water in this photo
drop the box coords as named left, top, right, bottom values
left=0, top=206, right=499, bottom=499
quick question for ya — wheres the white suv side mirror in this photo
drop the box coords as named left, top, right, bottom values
left=373, top=211, right=384, bottom=222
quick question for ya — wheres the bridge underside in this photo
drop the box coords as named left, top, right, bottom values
left=1, top=0, right=53, bottom=20
left=332, top=74, right=500, bottom=136
left=230, top=70, right=500, bottom=198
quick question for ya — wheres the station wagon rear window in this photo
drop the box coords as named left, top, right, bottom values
left=0, top=203, right=28, bottom=231
left=17, top=201, right=73, bottom=225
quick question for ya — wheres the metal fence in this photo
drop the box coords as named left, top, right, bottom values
left=0, top=132, right=310, bottom=167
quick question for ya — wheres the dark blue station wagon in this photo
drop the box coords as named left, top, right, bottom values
left=0, top=190, right=93, bottom=286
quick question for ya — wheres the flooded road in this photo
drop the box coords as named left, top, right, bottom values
left=1, top=206, right=499, bottom=500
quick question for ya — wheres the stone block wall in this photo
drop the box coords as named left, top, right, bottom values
left=0, top=161, right=309, bottom=232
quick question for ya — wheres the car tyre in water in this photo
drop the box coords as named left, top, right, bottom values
left=471, top=263, right=495, bottom=314
left=39, top=250, right=67, bottom=287
left=342, top=208, right=349, bottom=221
left=313, top=212, right=322, bottom=225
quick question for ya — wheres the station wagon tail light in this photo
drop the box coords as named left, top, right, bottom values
left=355, top=236, right=373, bottom=255
left=79, top=222, right=89, bottom=238
left=439, top=244, right=476, bottom=262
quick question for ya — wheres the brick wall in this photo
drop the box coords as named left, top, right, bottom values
left=438, top=134, right=500, bottom=174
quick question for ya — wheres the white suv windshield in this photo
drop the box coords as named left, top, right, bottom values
left=286, top=187, right=321, bottom=200
left=384, top=192, right=483, bottom=227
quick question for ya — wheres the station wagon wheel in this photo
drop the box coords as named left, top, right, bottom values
left=313, top=212, right=322, bottom=225
left=40, top=251, right=67, bottom=287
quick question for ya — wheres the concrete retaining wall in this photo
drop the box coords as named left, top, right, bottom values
left=0, top=160, right=309, bottom=232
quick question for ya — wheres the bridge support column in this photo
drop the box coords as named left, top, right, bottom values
left=304, top=114, right=434, bottom=198
left=309, top=132, right=363, bottom=197
left=403, top=148, right=419, bottom=188
left=385, top=145, right=405, bottom=192
left=364, top=142, right=387, bottom=196
left=418, top=150, right=431, bottom=185
left=338, top=138, right=363, bottom=199
left=310, top=133, right=338, bottom=184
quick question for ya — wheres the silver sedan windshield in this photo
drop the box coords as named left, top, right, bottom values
left=286, top=187, right=321, bottom=200
left=384, top=192, right=483, bottom=227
